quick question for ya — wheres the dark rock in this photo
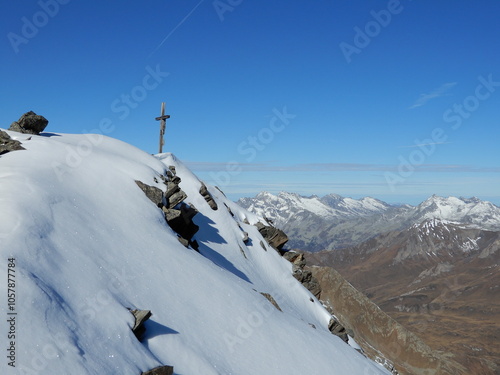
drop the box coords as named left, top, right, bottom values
left=168, top=165, right=176, bottom=175
left=199, top=183, right=218, bottom=210
left=135, top=180, right=164, bottom=207
left=328, top=317, right=349, bottom=343
left=214, top=186, right=226, bottom=197
left=177, top=236, right=189, bottom=247
left=238, top=244, right=247, bottom=258
left=260, top=240, right=267, bottom=251
left=168, top=190, right=187, bottom=208
left=142, top=365, right=174, bottom=375
left=284, top=252, right=322, bottom=298
left=190, top=240, right=199, bottom=251
left=165, top=181, right=180, bottom=199
left=255, top=222, right=288, bottom=250
left=224, top=203, right=234, bottom=217
left=242, top=231, right=249, bottom=244
left=164, top=204, right=199, bottom=241
left=9, top=111, right=48, bottom=135
left=260, top=292, right=282, bottom=311
left=0, top=130, right=25, bottom=155
left=283, top=252, right=306, bottom=268
left=129, top=309, right=152, bottom=340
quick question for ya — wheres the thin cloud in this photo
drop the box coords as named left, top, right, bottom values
left=185, top=161, right=500, bottom=173
left=409, top=82, right=457, bottom=109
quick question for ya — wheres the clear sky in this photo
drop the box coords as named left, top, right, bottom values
left=2, top=0, right=499, bottom=205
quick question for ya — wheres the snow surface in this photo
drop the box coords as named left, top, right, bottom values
left=0, top=130, right=389, bottom=375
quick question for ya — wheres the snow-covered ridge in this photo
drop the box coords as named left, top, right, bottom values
left=0, top=130, right=389, bottom=375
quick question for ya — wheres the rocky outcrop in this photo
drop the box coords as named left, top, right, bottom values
left=260, top=292, right=282, bottom=311
left=255, top=222, right=288, bottom=251
left=141, top=365, right=174, bottom=375
left=0, top=130, right=25, bottom=155
left=163, top=203, right=199, bottom=245
left=9, top=111, right=48, bottom=135
left=129, top=308, right=152, bottom=340
left=135, top=166, right=199, bottom=248
left=282, top=251, right=349, bottom=344
left=328, top=317, right=348, bottom=343
left=199, top=182, right=218, bottom=210
left=283, top=252, right=321, bottom=298
left=135, top=180, right=164, bottom=207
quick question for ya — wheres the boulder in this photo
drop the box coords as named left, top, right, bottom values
left=142, top=365, right=174, bottom=375
left=135, top=181, right=164, bottom=207
left=168, top=190, right=187, bottom=208
left=129, top=309, right=152, bottom=340
left=255, top=222, right=288, bottom=250
left=9, top=111, right=48, bottom=135
left=164, top=204, right=199, bottom=243
left=0, top=130, right=25, bottom=155
left=328, top=317, right=349, bottom=343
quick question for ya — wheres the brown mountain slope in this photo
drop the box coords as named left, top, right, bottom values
left=309, top=265, right=465, bottom=375
left=306, top=220, right=500, bottom=374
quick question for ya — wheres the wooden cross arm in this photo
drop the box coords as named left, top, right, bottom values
left=155, top=115, right=171, bottom=121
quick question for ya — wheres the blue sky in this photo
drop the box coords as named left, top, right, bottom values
left=2, top=0, right=499, bottom=205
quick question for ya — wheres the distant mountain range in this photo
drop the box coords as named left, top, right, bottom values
left=237, top=192, right=500, bottom=251
left=238, top=191, right=500, bottom=373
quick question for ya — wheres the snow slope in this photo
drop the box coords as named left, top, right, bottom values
left=0, top=129, right=389, bottom=375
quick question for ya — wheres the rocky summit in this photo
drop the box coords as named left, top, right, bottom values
left=8, top=111, right=49, bottom=135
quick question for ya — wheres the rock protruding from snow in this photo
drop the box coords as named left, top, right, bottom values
left=260, top=292, right=282, bottom=312
left=9, top=111, right=48, bottom=135
left=283, top=252, right=321, bottom=298
left=255, top=221, right=288, bottom=250
left=0, top=130, right=25, bottom=155
left=328, top=317, right=348, bottom=343
left=199, top=182, right=218, bottom=210
left=142, top=365, right=174, bottom=375
left=130, top=309, right=152, bottom=340
left=135, top=180, right=164, bottom=207
left=136, top=169, right=199, bottom=248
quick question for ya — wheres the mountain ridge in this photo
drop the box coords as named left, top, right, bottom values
left=0, top=128, right=391, bottom=375
left=238, top=191, right=500, bottom=251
